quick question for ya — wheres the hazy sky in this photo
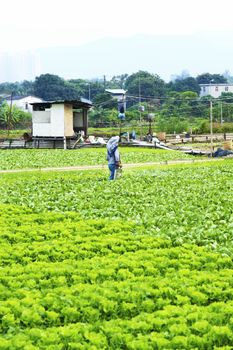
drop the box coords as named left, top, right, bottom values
left=2, top=0, right=233, bottom=53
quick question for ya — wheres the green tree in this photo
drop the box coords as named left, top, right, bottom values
left=219, top=92, right=233, bottom=103
left=156, top=116, right=189, bottom=133
left=67, top=79, right=106, bottom=101
left=0, top=102, right=31, bottom=131
left=158, top=91, right=208, bottom=133
left=125, top=71, right=166, bottom=99
left=218, top=93, right=233, bottom=122
left=67, top=79, right=90, bottom=99
left=196, top=73, right=227, bottom=84
left=109, top=74, right=128, bottom=89
left=20, top=80, right=34, bottom=95
left=0, top=81, right=34, bottom=96
left=34, top=74, right=80, bottom=100
left=167, top=77, right=200, bottom=94
left=93, top=92, right=116, bottom=109
left=89, top=107, right=116, bottom=127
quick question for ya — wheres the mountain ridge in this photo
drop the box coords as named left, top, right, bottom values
left=1, top=32, right=233, bottom=82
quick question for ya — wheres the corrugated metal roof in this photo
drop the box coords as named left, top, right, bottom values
left=30, top=99, right=92, bottom=109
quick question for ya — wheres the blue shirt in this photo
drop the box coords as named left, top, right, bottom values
left=107, top=147, right=120, bottom=165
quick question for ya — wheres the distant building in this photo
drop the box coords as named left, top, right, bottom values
left=5, top=95, right=43, bottom=113
left=105, top=89, right=127, bottom=102
left=199, top=84, right=233, bottom=98
left=0, top=51, right=40, bottom=83
left=105, top=89, right=127, bottom=113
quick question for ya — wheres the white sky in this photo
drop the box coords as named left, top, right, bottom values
left=1, top=0, right=233, bottom=53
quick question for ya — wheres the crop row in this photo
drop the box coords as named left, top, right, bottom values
left=0, top=161, right=233, bottom=348
left=0, top=205, right=233, bottom=349
left=0, top=148, right=195, bottom=170
left=0, top=161, right=233, bottom=253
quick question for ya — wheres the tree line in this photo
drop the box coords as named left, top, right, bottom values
left=0, top=71, right=229, bottom=102
left=0, top=71, right=233, bottom=134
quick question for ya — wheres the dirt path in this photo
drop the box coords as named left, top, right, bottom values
left=0, top=158, right=226, bottom=174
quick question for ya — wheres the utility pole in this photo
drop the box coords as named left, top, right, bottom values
left=7, top=92, right=13, bottom=136
left=210, top=99, right=213, bottom=156
left=86, top=83, right=91, bottom=100
left=220, top=101, right=223, bottom=124
left=88, top=83, right=91, bottom=101
left=139, top=75, right=142, bottom=140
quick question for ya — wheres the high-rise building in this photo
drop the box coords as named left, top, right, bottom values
left=0, top=50, right=41, bottom=82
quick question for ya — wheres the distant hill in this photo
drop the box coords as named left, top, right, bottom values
left=1, top=32, right=233, bottom=82
left=37, top=32, right=233, bottom=81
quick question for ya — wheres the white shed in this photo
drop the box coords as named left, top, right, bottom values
left=31, top=99, right=92, bottom=140
left=6, top=95, right=43, bottom=113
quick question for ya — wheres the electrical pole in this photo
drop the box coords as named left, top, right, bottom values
left=7, top=92, right=13, bottom=136
left=139, top=75, right=142, bottom=140
left=210, top=99, right=213, bottom=157
left=220, top=101, right=223, bottom=124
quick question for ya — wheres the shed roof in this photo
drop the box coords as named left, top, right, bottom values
left=105, top=89, right=127, bottom=95
left=6, top=95, right=42, bottom=101
left=31, top=98, right=92, bottom=109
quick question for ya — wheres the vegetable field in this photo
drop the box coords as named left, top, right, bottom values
left=0, top=148, right=195, bottom=170
left=0, top=152, right=233, bottom=349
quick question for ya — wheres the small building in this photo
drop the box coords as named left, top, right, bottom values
left=105, top=89, right=127, bottom=113
left=5, top=95, right=43, bottom=113
left=31, top=99, right=92, bottom=148
left=105, top=89, right=127, bottom=102
left=199, top=84, right=233, bottom=98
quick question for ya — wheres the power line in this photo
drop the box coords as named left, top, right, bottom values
left=126, top=94, right=233, bottom=103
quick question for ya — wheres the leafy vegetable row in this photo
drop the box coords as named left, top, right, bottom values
left=0, top=147, right=196, bottom=170
left=1, top=162, right=232, bottom=253
left=0, top=205, right=232, bottom=349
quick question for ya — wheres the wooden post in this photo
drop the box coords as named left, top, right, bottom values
left=63, top=136, right=67, bottom=150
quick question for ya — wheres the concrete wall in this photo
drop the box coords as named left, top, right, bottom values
left=32, top=111, right=51, bottom=137
left=200, top=84, right=233, bottom=98
left=33, top=123, right=51, bottom=136
left=32, top=111, right=51, bottom=123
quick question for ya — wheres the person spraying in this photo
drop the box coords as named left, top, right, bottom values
left=106, top=136, right=122, bottom=180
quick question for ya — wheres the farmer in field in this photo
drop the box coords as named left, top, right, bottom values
left=106, top=135, right=122, bottom=180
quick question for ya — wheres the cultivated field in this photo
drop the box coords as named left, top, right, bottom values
left=0, top=148, right=197, bottom=170
left=0, top=149, right=232, bottom=349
